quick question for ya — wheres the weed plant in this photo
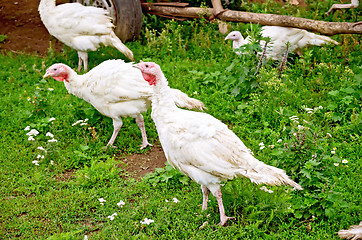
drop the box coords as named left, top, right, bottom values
left=1, top=1, right=361, bottom=238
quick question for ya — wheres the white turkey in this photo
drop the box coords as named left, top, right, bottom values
left=134, top=61, right=303, bottom=226
left=39, top=0, right=134, bottom=72
left=43, top=60, right=205, bottom=149
left=225, top=26, right=339, bottom=60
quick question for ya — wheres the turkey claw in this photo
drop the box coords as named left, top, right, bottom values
left=104, top=145, right=118, bottom=150
left=140, top=143, right=153, bottom=149
left=219, top=216, right=236, bottom=226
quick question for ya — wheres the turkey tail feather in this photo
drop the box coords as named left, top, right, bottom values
left=171, top=89, right=206, bottom=111
left=307, top=32, right=339, bottom=46
left=238, top=160, right=303, bottom=190
left=109, top=32, right=134, bottom=61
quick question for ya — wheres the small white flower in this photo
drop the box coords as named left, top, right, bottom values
left=140, top=218, right=155, bottom=225
left=84, top=235, right=88, bottom=240
left=48, top=88, right=54, bottom=91
left=48, top=117, right=56, bottom=122
left=50, top=160, right=54, bottom=165
left=193, top=91, right=198, bottom=95
left=173, top=197, right=180, bottom=203
left=331, top=150, right=335, bottom=154
left=277, top=139, right=282, bottom=143
left=268, top=145, right=275, bottom=149
left=334, top=163, right=339, bottom=167
left=117, top=200, right=125, bottom=207
left=297, top=125, right=305, bottom=130
left=260, top=186, right=274, bottom=194
left=46, top=132, right=54, bottom=138
left=24, top=126, right=30, bottom=131
left=289, top=115, right=299, bottom=124
left=26, top=129, right=39, bottom=136
left=72, top=120, right=84, bottom=126
left=98, top=198, right=106, bottom=205
left=259, top=142, right=265, bottom=150
left=27, top=97, right=31, bottom=101
left=37, top=155, right=45, bottom=159
left=318, top=106, right=323, bottom=109
left=48, top=138, right=58, bottom=143
left=342, top=159, right=348, bottom=164
left=37, top=146, right=46, bottom=151
left=32, top=160, right=39, bottom=166
left=107, top=212, right=117, bottom=221
left=28, top=136, right=35, bottom=141
left=165, top=199, right=169, bottom=202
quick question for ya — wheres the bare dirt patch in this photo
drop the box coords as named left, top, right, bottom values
left=117, top=145, right=167, bottom=179
left=0, top=0, right=68, bottom=55
left=54, top=169, right=75, bottom=182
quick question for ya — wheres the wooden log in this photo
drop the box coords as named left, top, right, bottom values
left=141, top=5, right=362, bottom=35
left=211, top=0, right=228, bottom=34
left=141, top=2, right=189, bottom=7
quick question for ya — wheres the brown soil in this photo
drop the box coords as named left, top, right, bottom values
left=0, top=0, right=68, bottom=55
left=117, top=145, right=167, bottom=179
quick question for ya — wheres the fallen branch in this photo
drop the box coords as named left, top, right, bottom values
left=141, top=5, right=362, bottom=35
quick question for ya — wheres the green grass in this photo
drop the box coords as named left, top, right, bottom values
left=1, top=1, right=361, bottom=239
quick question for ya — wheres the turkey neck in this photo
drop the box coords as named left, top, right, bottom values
left=234, top=36, right=246, bottom=49
left=63, top=70, right=90, bottom=101
left=151, top=74, right=178, bottom=118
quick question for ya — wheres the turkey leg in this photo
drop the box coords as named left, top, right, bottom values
left=201, top=185, right=210, bottom=210
left=135, top=114, right=152, bottom=149
left=212, top=186, right=236, bottom=226
left=106, top=119, right=123, bottom=148
left=77, top=51, right=88, bottom=72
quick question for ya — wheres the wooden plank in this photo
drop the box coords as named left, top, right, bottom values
left=148, top=12, right=188, bottom=21
left=141, top=2, right=189, bottom=8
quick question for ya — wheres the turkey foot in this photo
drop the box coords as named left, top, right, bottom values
left=140, top=142, right=153, bottom=149
left=219, top=216, right=236, bottom=226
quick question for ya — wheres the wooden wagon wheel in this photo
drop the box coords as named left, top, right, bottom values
left=70, top=0, right=142, bottom=42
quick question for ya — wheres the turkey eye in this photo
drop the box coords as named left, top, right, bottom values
left=54, top=68, right=57, bottom=71
left=145, top=64, right=149, bottom=68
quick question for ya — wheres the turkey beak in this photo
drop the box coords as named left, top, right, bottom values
left=133, top=64, right=142, bottom=71
left=43, top=71, right=50, bottom=79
